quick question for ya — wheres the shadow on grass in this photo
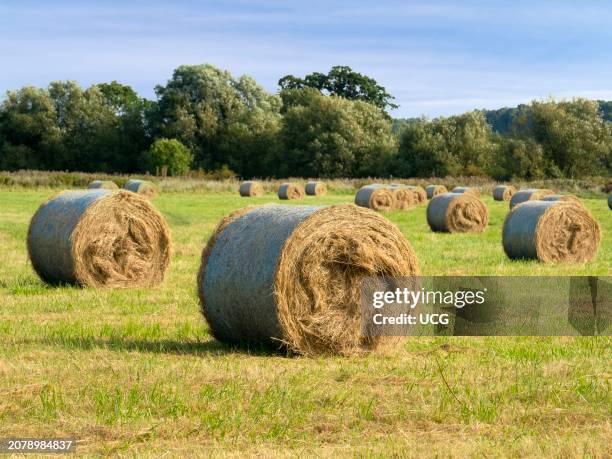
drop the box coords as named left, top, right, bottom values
left=28, top=335, right=287, bottom=358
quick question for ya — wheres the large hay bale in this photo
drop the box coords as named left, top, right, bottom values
left=305, top=181, right=327, bottom=196
left=404, top=185, right=427, bottom=204
left=426, top=184, right=447, bottom=199
left=355, top=185, right=396, bottom=211
left=426, top=192, right=488, bottom=233
left=28, top=190, right=172, bottom=287
left=451, top=186, right=480, bottom=197
left=239, top=181, right=264, bottom=197
left=509, top=188, right=553, bottom=209
left=197, top=204, right=420, bottom=355
left=278, top=183, right=305, bottom=200
left=388, top=184, right=415, bottom=210
left=493, top=185, right=516, bottom=201
left=502, top=201, right=600, bottom=263
left=123, top=179, right=158, bottom=199
left=88, top=180, right=118, bottom=190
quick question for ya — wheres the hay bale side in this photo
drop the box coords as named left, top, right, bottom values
left=509, top=188, right=553, bottom=209
left=239, top=181, right=264, bottom=197
left=426, top=184, right=447, bottom=199
left=123, top=179, right=158, bottom=199
left=388, top=184, right=415, bottom=210
left=404, top=185, right=427, bottom=203
left=426, top=192, right=488, bottom=233
left=502, top=201, right=600, bottom=263
left=278, top=183, right=305, bottom=200
left=28, top=190, right=171, bottom=287
left=355, top=185, right=396, bottom=211
left=451, top=186, right=480, bottom=197
left=493, top=185, right=516, bottom=201
left=305, top=181, right=327, bottom=196
left=198, top=204, right=420, bottom=355
left=88, top=180, right=118, bottom=190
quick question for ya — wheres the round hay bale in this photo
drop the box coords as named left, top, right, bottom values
left=305, top=181, right=327, bottom=196
left=27, top=190, right=172, bottom=287
left=88, top=180, right=118, bottom=190
left=451, top=186, right=480, bottom=197
left=404, top=185, right=427, bottom=204
left=509, top=188, right=554, bottom=209
left=426, top=184, right=447, bottom=199
left=388, top=184, right=415, bottom=210
left=239, top=181, right=264, bottom=197
left=540, top=194, right=582, bottom=205
left=426, top=192, right=488, bottom=233
left=493, top=185, right=516, bottom=201
left=197, top=204, right=420, bottom=355
left=355, top=185, right=396, bottom=211
left=123, top=179, right=158, bottom=199
left=278, top=183, right=304, bottom=200
left=502, top=201, right=600, bottom=263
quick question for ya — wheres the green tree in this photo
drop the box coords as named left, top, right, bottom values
left=396, top=111, right=496, bottom=177
left=144, top=138, right=192, bottom=176
left=153, top=64, right=282, bottom=173
left=279, top=89, right=397, bottom=178
left=279, top=66, right=398, bottom=111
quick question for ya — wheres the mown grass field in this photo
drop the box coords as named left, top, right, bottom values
left=0, top=189, right=610, bottom=457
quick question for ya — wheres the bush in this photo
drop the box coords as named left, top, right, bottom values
left=143, top=138, right=193, bottom=176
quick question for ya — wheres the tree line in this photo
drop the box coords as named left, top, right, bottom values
left=0, top=64, right=610, bottom=179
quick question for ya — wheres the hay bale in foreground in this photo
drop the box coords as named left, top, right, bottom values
left=388, top=184, right=415, bottom=210
left=426, top=184, right=447, bottom=199
left=28, top=190, right=172, bottom=287
left=493, top=185, right=516, bottom=201
left=355, top=185, right=396, bottom=211
left=123, top=179, right=158, bottom=199
left=278, top=183, right=305, bottom=200
left=509, top=188, right=553, bottom=209
left=198, top=204, right=420, bottom=355
left=502, top=201, right=600, bottom=263
left=426, top=192, right=488, bottom=233
left=305, top=181, right=327, bottom=196
left=404, top=185, right=427, bottom=204
left=88, top=180, right=118, bottom=190
left=239, top=181, right=264, bottom=197
left=451, top=186, right=480, bottom=197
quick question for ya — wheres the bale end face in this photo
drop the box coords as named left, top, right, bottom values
left=28, top=190, right=172, bottom=287
left=503, top=201, right=600, bottom=263
left=198, top=204, right=419, bottom=356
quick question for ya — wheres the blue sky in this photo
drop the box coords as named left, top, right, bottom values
left=1, top=0, right=611, bottom=117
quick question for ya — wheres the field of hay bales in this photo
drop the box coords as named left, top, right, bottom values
left=0, top=186, right=610, bottom=457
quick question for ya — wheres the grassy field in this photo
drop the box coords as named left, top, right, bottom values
left=0, top=189, right=610, bottom=457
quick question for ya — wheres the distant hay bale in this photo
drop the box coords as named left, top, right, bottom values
left=305, top=181, right=327, bottom=196
left=451, top=186, right=480, bottom=197
left=509, top=188, right=554, bottom=209
left=197, top=204, right=420, bottom=355
left=123, top=179, right=158, bottom=199
left=388, top=184, right=415, bottom=210
left=540, top=194, right=582, bottom=205
left=278, top=183, right=305, bottom=200
left=355, top=185, right=396, bottom=211
left=426, top=192, right=488, bottom=233
left=88, top=180, right=118, bottom=190
left=426, top=185, right=447, bottom=199
left=27, top=190, right=172, bottom=287
left=239, top=181, right=264, bottom=197
left=404, top=185, right=427, bottom=204
left=502, top=201, right=600, bottom=263
left=493, top=185, right=516, bottom=201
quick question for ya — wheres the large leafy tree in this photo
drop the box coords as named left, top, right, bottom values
left=279, top=66, right=398, bottom=112
left=143, top=138, right=193, bottom=176
left=152, top=64, right=282, bottom=174
left=279, top=89, right=396, bottom=178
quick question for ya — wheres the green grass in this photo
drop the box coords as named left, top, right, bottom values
left=0, top=189, right=610, bottom=457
